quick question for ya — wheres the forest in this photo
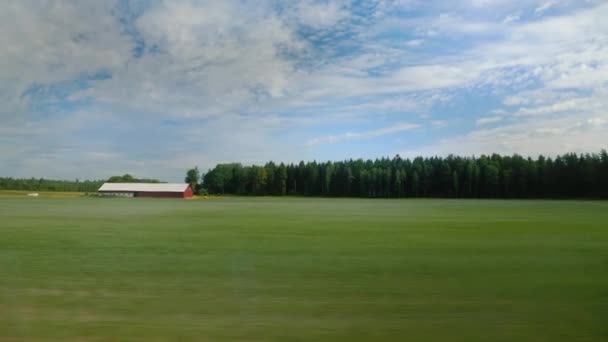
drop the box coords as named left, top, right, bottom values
left=3, top=152, right=607, bottom=198
left=198, top=151, right=608, bottom=198
left=0, top=174, right=159, bottom=193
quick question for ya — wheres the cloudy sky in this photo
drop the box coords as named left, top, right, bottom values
left=1, top=0, right=607, bottom=181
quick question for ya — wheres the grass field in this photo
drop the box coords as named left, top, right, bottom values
left=1, top=196, right=607, bottom=341
left=0, top=190, right=85, bottom=198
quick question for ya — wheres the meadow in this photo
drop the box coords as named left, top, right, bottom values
left=1, top=194, right=607, bottom=341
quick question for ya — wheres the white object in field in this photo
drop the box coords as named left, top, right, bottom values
left=27, top=193, right=39, bottom=197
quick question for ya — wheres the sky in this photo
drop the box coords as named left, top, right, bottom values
left=1, top=0, right=607, bottom=181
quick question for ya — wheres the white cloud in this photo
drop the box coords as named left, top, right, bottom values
left=305, top=122, right=420, bottom=146
left=469, top=0, right=514, bottom=8
left=586, top=117, right=606, bottom=126
left=294, top=0, right=350, bottom=28
left=1, top=0, right=310, bottom=120
left=410, top=113, right=608, bottom=157
left=548, top=63, right=608, bottom=89
left=431, top=120, right=448, bottom=128
left=434, top=13, right=497, bottom=34
left=535, top=1, right=558, bottom=14
left=1, top=0, right=608, bottom=179
left=476, top=116, right=504, bottom=125
left=409, top=86, right=608, bottom=157
left=503, top=13, right=520, bottom=24
left=0, top=1, right=131, bottom=116
left=405, top=39, right=425, bottom=47
left=514, top=99, right=579, bottom=116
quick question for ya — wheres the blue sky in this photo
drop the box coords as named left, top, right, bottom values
left=1, top=0, right=607, bottom=181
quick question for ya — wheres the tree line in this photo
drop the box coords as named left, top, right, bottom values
left=195, top=150, right=608, bottom=198
left=107, top=174, right=161, bottom=184
left=0, top=178, right=105, bottom=192
left=0, top=174, right=160, bottom=193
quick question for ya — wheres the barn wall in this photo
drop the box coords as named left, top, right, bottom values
left=184, top=186, right=194, bottom=198
left=98, top=191, right=134, bottom=197
left=136, top=192, right=184, bottom=198
left=99, top=190, right=192, bottom=199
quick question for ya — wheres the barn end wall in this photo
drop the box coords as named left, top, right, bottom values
left=184, top=186, right=194, bottom=198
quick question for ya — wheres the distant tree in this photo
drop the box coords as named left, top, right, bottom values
left=601, top=150, right=608, bottom=197
left=452, top=170, right=459, bottom=197
left=322, top=163, right=333, bottom=196
left=257, top=167, right=268, bottom=195
left=0, top=177, right=106, bottom=193
left=107, top=174, right=161, bottom=183
left=483, top=163, right=500, bottom=197
left=274, top=164, right=285, bottom=195
left=108, top=174, right=134, bottom=183
left=265, top=162, right=276, bottom=195
left=411, top=170, right=420, bottom=197
left=185, top=167, right=200, bottom=193
left=394, top=169, right=402, bottom=197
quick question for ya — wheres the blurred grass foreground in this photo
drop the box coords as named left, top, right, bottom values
left=1, top=196, right=607, bottom=341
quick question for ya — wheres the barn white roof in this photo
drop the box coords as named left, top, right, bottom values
left=98, top=183, right=190, bottom=193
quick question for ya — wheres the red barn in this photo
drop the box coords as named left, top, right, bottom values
left=98, top=183, right=194, bottom=198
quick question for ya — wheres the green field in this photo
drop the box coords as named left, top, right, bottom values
left=1, top=196, right=607, bottom=341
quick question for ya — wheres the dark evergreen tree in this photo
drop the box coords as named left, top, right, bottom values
left=197, top=150, right=608, bottom=199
